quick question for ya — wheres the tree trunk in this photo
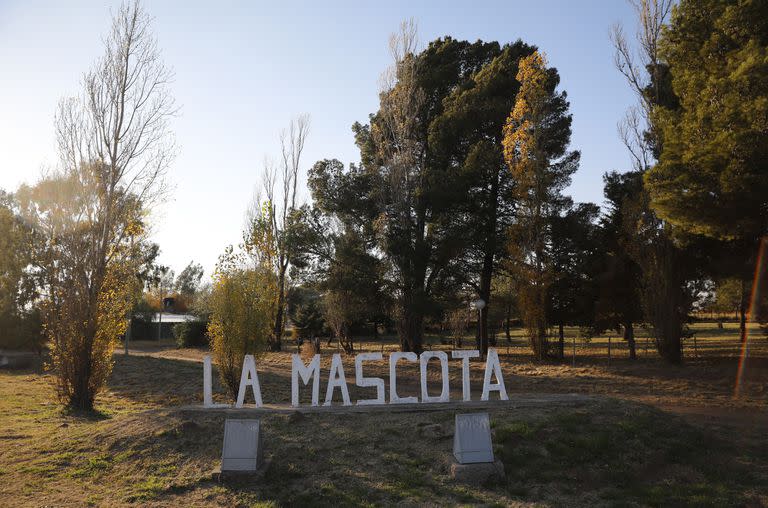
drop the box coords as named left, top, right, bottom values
left=624, top=320, right=636, bottom=360
left=124, top=317, right=131, bottom=355
left=475, top=311, right=481, bottom=351
left=270, top=267, right=287, bottom=352
left=667, top=335, right=682, bottom=364
left=478, top=166, right=499, bottom=356
left=505, top=302, right=512, bottom=343
left=608, top=335, right=612, bottom=366
left=341, top=324, right=354, bottom=354
left=72, top=324, right=97, bottom=411
left=558, top=322, right=564, bottom=359
left=399, top=310, right=423, bottom=353
left=480, top=307, right=488, bottom=355
left=397, top=289, right=424, bottom=354
left=477, top=295, right=489, bottom=357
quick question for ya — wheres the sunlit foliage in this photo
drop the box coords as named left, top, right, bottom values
left=17, top=165, right=150, bottom=408
left=502, top=51, right=579, bottom=358
left=207, top=247, right=276, bottom=398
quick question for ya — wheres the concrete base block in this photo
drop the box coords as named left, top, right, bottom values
left=450, top=459, right=505, bottom=484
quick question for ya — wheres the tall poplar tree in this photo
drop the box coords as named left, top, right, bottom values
left=502, top=51, right=579, bottom=359
left=19, top=1, right=176, bottom=409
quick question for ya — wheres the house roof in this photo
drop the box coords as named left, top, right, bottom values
left=151, top=313, right=197, bottom=323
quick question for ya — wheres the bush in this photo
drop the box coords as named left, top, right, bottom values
left=0, top=310, right=43, bottom=352
left=128, top=317, right=153, bottom=341
left=208, top=256, right=275, bottom=398
left=173, top=320, right=209, bottom=348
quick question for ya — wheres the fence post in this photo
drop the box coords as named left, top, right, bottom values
left=572, top=335, right=576, bottom=367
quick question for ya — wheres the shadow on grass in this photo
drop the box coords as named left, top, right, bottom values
left=77, top=406, right=483, bottom=506
left=60, top=405, right=112, bottom=421
left=493, top=401, right=764, bottom=506
left=111, top=396, right=767, bottom=507
left=107, top=354, right=206, bottom=407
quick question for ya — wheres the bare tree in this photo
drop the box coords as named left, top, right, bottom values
left=27, top=0, right=176, bottom=410
left=372, top=20, right=434, bottom=353
left=245, top=115, right=310, bottom=351
left=611, top=0, right=673, bottom=170
left=611, top=1, right=693, bottom=364
left=377, top=18, right=425, bottom=205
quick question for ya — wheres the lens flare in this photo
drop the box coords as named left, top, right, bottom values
left=734, top=236, right=768, bottom=397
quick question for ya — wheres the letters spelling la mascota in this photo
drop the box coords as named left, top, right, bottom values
left=201, top=349, right=509, bottom=408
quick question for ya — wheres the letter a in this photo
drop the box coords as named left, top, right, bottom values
left=324, top=354, right=351, bottom=406
left=236, top=354, right=263, bottom=408
left=481, top=348, right=508, bottom=401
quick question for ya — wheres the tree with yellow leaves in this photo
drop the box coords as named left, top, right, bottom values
left=16, top=1, right=176, bottom=410
left=17, top=166, right=153, bottom=409
left=207, top=246, right=276, bottom=398
left=502, top=51, right=579, bottom=359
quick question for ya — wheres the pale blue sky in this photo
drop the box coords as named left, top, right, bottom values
left=0, top=0, right=639, bottom=276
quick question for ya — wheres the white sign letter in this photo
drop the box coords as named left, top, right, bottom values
left=324, top=353, right=351, bottom=406
left=451, top=350, right=480, bottom=401
left=419, top=351, right=450, bottom=403
left=389, top=352, right=418, bottom=404
left=203, top=354, right=214, bottom=407
left=292, top=354, right=320, bottom=407
left=355, top=352, right=385, bottom=405
left=481, top=348, right=508, bottom=401
left=235, top=354, right=263, bottom=408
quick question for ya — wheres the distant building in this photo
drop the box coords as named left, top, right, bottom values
left=127, top=311, right=198, bottom=341
left=162, top=296, right=176, bottom=312
left=150, top=312, right=196, bottom=340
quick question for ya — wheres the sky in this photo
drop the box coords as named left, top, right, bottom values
left=0, top=0, right=640, bottom=278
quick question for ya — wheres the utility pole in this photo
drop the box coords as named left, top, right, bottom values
left=471, top=299, right=487, bottom=357
left=124, top=316, right=131, bottom=355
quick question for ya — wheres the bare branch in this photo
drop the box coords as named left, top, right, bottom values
left=611, top=0, right=673, bottom=168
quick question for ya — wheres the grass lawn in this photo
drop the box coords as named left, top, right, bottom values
left=0, top=322, right=766, bottom=506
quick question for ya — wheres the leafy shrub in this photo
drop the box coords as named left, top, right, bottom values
left=173, top=320, right=208, bottom=348
left=208, top=248, right=276, bottom=397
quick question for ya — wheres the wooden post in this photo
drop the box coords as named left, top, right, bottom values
left=124, top=317, right=131, bottom=355
left=572, top=335, right=576, bottom=367
left=608, top=336, right=611, bottom=367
